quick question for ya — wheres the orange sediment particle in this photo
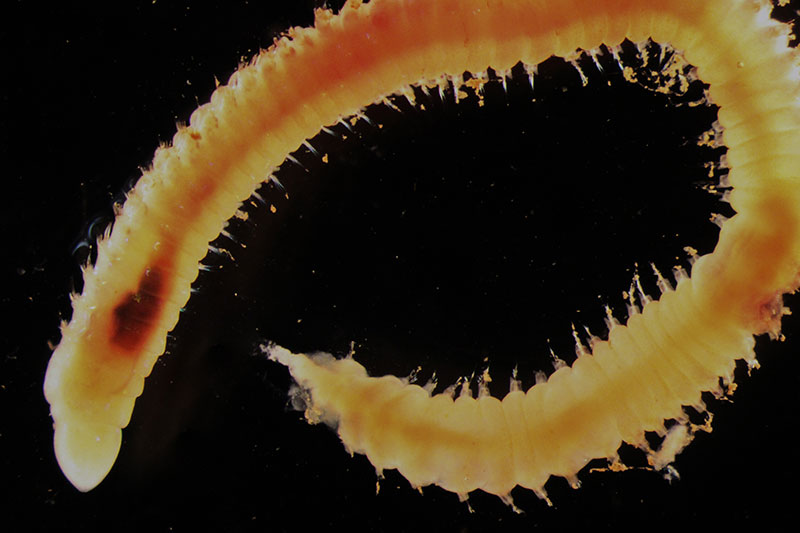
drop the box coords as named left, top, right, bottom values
left=44, top=0, right=800, bottom=506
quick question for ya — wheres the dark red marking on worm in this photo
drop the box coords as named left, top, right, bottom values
left=110, top=265, right=167, bottom=353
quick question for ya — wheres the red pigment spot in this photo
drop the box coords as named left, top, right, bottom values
left=110, top=266, right=166, bottom=353
left=371, top=9, right=392, bottom=31
left=753, top=292, right=787, bottom=338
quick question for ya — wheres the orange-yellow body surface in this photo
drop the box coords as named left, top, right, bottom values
left=44, top=0, right=800, bottom=500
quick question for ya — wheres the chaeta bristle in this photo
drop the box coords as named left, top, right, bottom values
left=682, top=246, right=698, bottom=266
left=604, top=304, right=621, bottom=331
left=285, top=153, right=305, bottom=169
left=320, top=125, right=339, bottom=137
left=251, top=190, right=267, bottom=206
left=523, top=63, right=536, bottom=89
left=571, top=323, right=591, bottom=358
left=423, top=372, right=437, bottom=395
left=302, top=140, right=319, bottom=156
left=710, top=212, right=729, bottom=229
left=509, top=364, right=522, bottom=392
left=633, top=268, right=652, bottom=306
left=337, top=117, right=355, bottom=132
left=381, top=96, right=402, bottom=112
left=220, top=229, right=243, bottom=247
left=549, top=345, right=567, bottom=371
left=583, top=325, right=601, bottom=350
left=442, top=379, right=459, bottom=398
left=477, top=366, right=492, bottom=398
left=651, top=263, right=673, bottom=294
left=672, top=264, right=689, bottom=284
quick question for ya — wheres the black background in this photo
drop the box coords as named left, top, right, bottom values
left=4, top=1, right=800, bottom=531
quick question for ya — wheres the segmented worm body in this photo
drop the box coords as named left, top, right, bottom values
left=44, top=0, right=800, bottom=503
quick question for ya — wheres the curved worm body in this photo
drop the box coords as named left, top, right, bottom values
left=44, top=0, right=800, bottom=499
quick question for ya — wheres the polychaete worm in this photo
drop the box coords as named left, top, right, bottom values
left=44, top=0, right=800, bottom=509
